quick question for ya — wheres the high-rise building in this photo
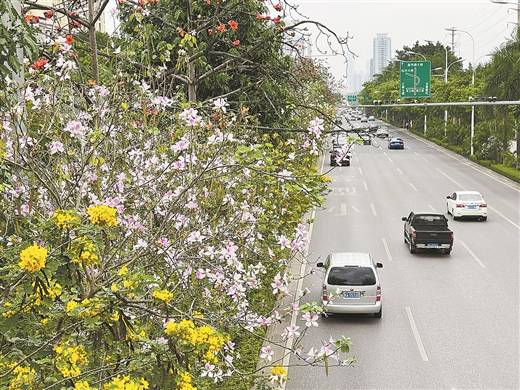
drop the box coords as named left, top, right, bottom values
left=370, top=33, right=392, bottom=76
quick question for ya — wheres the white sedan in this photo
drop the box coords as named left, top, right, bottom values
left=446, top=191, right=488, bottom=221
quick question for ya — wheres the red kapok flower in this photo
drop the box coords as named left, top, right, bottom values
left=272, top=15, right=282, bottom=24
left=256, top=13, right=264, bottom=20
left=232, top=39, right=240, bottom=47
left=216, top=23, right=226, bottom=33
left=208, top=28, right=214, bottom=35
left=44, top=10, right=55, bottom=19
left=31, top=57, right=48, bottom=70
left=117, top=0, right=125, bottom=4
left=70, top=20, right=81, bottom=29
left=273, top=3, right=282, bottom=11
left=66, top=35, right=74, bottom=45
left=228, top=20, right=239, bottom=31
left=24, top=15, right=40, bottom=24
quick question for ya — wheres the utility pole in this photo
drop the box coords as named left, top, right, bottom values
left=446, top=27, right=457, bottom=51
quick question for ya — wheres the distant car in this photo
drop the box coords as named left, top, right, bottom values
left=358, top=131, right=372, bottom=145
left=375, top=128, right=389, bottom=138
left=360, top=117, right=368, bottom=123
left=368, top=115, right=375, bottom=121
left=446, top=191, right=487, bottom=221
left=368, top=124, right=379, bottom=132
left=388, top=137, right=404, bottom=149
left=329, top=146, right=351, bottom=166
left=317, top=252, right=383, bottom=318
left=402, top=212, right=454, bottom=254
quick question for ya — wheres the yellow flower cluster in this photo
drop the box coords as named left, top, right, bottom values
left=18, top=244, right=48, bottom=273
left=74, top=381, right=92, bottom=390
left=320, top=175, right=332, bottom=183
left=177, top=371, right=196, bottom=390
left=31, top=279, right=63, bottom=306
left=152, top=289, right=173, bottom=303
left=71, top=238, right=99, bottom=266
left=53, top=342, right=88, bottom=378
left=271, top=366, right=287, bottom=377
left=87, top=204, right=118, bottom=227
left=2, top=302, right=16, bottom=318
left=164, top=320, right=228, bottom=363
left=7, top=364, right=36, bottom=389
left=53, top=209, right=80, bottom=229
left=102, top=376, right=149, bottom=390
left=66, top=298, right=102, bottom=318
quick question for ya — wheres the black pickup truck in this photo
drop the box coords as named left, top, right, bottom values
left=402, top=212, right=454, bottom=255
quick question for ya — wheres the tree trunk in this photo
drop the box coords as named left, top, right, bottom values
left=187, top=61, right=196, bottom=103
left=88, top=0, right=99, bottom=83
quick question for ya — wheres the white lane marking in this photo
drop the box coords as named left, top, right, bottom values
left=405, top=306, right=429, bottom=362
left=414, top=151, right=419, bottom=156
left=351, top=206, right=360, bottom=213
left=378, top=146, right=383, bottom=150
left=283, top=155, right=325, bottom=373
left=437, top=169, right=520, bottom=230
left=436, top=168, right=463, bottom=188
left=382, top=238, right=393, bottom=262
left=370, top=203, right=378, bottom=216
left=363, top=181, right=368, bottom=191
left=383, top=152, right=388, bottom=156
left=387, top=157, right=394, bottom=163
left=409, top=183, right=418, bottom=192
left=407, top=130, right=520, bottom=193
left=459, top=240, right=486, bottom=269
left=396, top=168, right=404, bottom=175
left=428, top=204, right=437, bottom=212
left=422, top=157, right=428, bottom=162
left=489, top=206, right=520, bottom=230
left=358, top=167, right=363, bottom=175
left=340, top=203, right=347, bottom=216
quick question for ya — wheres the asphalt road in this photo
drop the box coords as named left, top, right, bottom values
left=286, top=120, right=520, bottom=389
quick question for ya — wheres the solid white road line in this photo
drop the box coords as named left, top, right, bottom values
left=406, top=130, right=520, bottom=193
left=409, top=183, right=418, bottom=192
left=340, top=203, right=347, bottom=216
left=351, top=206, right=360, bottom=213
left=370, top=203, right=378, bottom=216
left=405, top=306, right=429, bottom=362
left=428, top=204, right=437, bottom=212
left=358, top=167, right=363, bottom=175
left=459, top=240, right=486, bottom=269
left=283, top=156, right=325, bottom=374
left=396, top=168, right=404, bottom=175
left=363, top=181, right=368, bottom=191
left=437, top=168, right=520, bottom=230
left=382, top=238, right=393, bottom=262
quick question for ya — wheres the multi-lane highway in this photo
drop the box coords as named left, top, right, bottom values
left=286, top=120, right=519, bottom=389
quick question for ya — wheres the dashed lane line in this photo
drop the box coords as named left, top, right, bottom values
left=382, top=238, right=393, bottom=262
left=459, top=240, right=486, bottom=269
left=370, top=203, right=378, bottom=217
left=409, top=183, right=418, bottom=192
left=405, top=307, right=429, bottom=362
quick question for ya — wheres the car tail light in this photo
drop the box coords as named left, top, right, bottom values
left=376, top=286, right=381, bottom=302
left=449, top=232, right=454, bottom=239
left=479, top=204, right=487, bottom=208
left=456, top=204, right=465, bottom=208
left=322, top=285, right=329, bottom=303
left=411, top=227, right=416, bottom=239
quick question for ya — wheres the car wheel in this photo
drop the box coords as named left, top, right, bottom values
left=481, top=216, right=487, bottom=222
left=443, top=249, right=451, bottom=255
left=409, top=240, right=416, bottom=254
left=374, top=306, right=382, bottom=319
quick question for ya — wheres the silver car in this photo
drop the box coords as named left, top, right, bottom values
left=317, top=252, right=383, bottom=318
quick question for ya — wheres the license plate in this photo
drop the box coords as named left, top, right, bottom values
left=343, top=291, right=361, bottom=299
left=467, top=205, right=477, bottom=209
left=426, top=243, right=441, bottom=248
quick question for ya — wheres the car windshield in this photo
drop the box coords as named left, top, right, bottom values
left=327, top=266, right=376, bottom=286
left=459, top=194, right=482, bottom=201
left=413, top=215, right=446, bottom=225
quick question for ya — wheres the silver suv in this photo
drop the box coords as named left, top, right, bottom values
left=317, top=252, right=383, bottom=318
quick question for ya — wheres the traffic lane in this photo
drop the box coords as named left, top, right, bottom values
left=384, top=124, right=520, bottom=222
left=348, top=143, right=518, bottom=387
left=362, top=136, right=519, bottom=388
left=288, top=175, right=446, bottom=389
left=379, top=131, right=520, bottom=286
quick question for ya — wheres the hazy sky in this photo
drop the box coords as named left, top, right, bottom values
left=288, top=0, right=517, bottom=91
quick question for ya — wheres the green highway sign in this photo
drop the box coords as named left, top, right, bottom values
left=346, top=94, right=358, bottom=102
left=400, top=61, right=431, bottom=98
